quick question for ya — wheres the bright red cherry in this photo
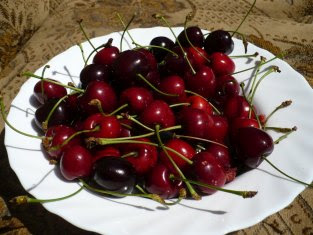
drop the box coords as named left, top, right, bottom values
left=206, top=144, right=231, bottom=169
left=92, top=146, right=121, bottom=163
left=186, top=47, right=208, bottom=70
left=92, top=39, right=119, bottom=67
left=159, top=75, right=186, bottom=103
left=231, top=117, right=260, bottom=139
left=187, top=95, right=213, bottom=115
left=120, top=87, right=154, bottom=113
left=33, top=80, right=67, bottom=104
left=209, top=52, right=235, bottom=76
left=205, top=115, right=229, bottom=143
left=224, top=96, right=255, bottom=120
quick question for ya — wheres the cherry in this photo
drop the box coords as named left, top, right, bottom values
left=231, top=117, right=259, bottom=139
left=214, top=74, right=240, bottom=107
left=234, top=127, right=274, bottom=168
left=186, top=47, right=209, bottom=70
left=145, top=164, right=183, bottom=199
left=91, top=157, right=136, bottom=195
left=209, top=52, right=235, bottom=76
left=224, top=95, right=255, bottom=120
left=33, top=80, right=67, bottom=104
left=205, top=115, right=229, bottom=143
left=163, top=46, right=189, bottom=76
left=143, top=70, right=161, bottom=88
left=92, top=146, right=121, bottom=162
left=120, top=87, right=154, bottom=113
left=159, top=75, right=186, bottom=103
left=206, top=144, right=231, bottom=169
left=79, top=80, right=117, bottom=115
left=140, top=100, right=175, bottom=128
left=80, top=64, right=111, bottom=89
left=92, top=39, right=119, bottom=67
left=149, top=36, right=175, bottom=62
left=159, top=138, right=195, bottom=174
left=192, top=152, right=226, bottom=194
left=121, top=138, right=158, bottom=175
left=112, top=50, right=150, bottom=86
left=83, top=113, right=121, bottom=138
left=184, top=65, right=216, bottom=99
left=177, top=26, right=204, bottom=48
left=137, top=48, right=158, bottom=71
left=60, top=145, right=93, bottom=180
left=187, top=95, right=213, bottom=115
left=204, top=30, right=234, bottom=55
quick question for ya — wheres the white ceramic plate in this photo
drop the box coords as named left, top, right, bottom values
left=5, top=27, right=313, bottom=235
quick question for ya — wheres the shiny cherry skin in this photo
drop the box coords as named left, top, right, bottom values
left=83, top=113, right=122, bottom=138
left=92, top=146, right=121, bottom=163
left=214, top=74, right=240, bottom=107
left=137, top=48, right=158, bottom=71
left=91, top=157, right=136, bottom=195
left=204, top=30, right=234, bottom=55
left=80, top=64, right=110, bottom=89
left=44, top=125, right=81, bottom=159
left=231, top=117, right=259, bottom=139
left=185, top=65, right=216, bottom=99
left=192, top=152, right=226, bottom=194
left=145, top=164, right=183, bottom=199
left=209, top=52, right=235, bottom=76
left=187, top=95, right=213, bottom=115
left=143, top=70, right=161, bottom=88
left=163, top=46, right=189, bottom=76
left=178, top=107, right=214, bottom=138
left=159, top=75, right=186, bottom=104
left=60, top=145, right=93, bottom=180
left=112, top=50, right=150, bottom=86
left=159, top=138, right=196, bottom=174
left=186, top=46, right=208, bottom=70
left=207, top=144, right=231, bottom=169
left=92, top=40, right=119, bottom=67
left=140, top=100, right=176, bottom=128
left=79, top=80, right=117, bottom=115
left=235, top=127, right=274, bottom=168
left=120, top=87, right=154, bottom=113
left=224, top=95, right=256, bottom=120
left=177, top=26, right=204, bottom=48
left=205, top=115, right=229, bottom=143
left=33, top=80, right=67, bottom=104
left=121, top=138, right=158, bottom=175
left=149, top=36, right=175, bottom=62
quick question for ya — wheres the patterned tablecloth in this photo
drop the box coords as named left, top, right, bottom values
left=0, top=0, right=312, bottom=234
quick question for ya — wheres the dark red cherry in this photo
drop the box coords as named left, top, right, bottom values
left=185, top=65, right=216, bottom=99
left=205, top=115, right=229, bottom=143
left=92, top=146, right=121, bottom=163
left=137, top=48, right=158, bottom=71
left=209, top=52, right=235, bottom=76
left=80, top=64, right=110, bottom=89
left=204, top=30, right=234, bottom=55
left=224, top=96, right=255, bottom=120
left=192, top=152, right=226, bottom=194
left=112, top=50, right=150, bottom=86
left=177, top=26, right=204, bottom=48
left=33, top=80, right=67, bottom=104
left=159, top=75, right=186, bottom=103
left=186, top=47, right=208, bottom=70
left=92, top=39, right=119, bottom=67
left=120, top=87, right=154, bottom=113
left=121, top=138, right=158, bottom=175
left=143, top=70, right=161, bottom=88
left=206, top=144, right=231, bottom=169
left=214, top=74, right=240, bottom=107
left=145, top=164, right=183, bottom=199
left=231, top=117, right=259, bottom=139
left=187, top=95, right=213, bottom=115
left=92, top=157, right=136, bottom=195
left=150, top=36, right=175, bottom=62
left=140, top=100, right=175, bottom=128
left=60, top=145, right=93, bottom=180
left=159, top=138, right=195, bottom=174
left=235, top=127, right=274, bottom=168
left=79, top=80, right=117, bottom=115
left=163, top=46, right=189, bottom=76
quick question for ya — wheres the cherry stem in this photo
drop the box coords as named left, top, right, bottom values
left=42, top=95, right=69, bottom=131
left=274, top=126, right=297, bottom=144
left=230, top=52, right=258, bottom=58
left=231, top=0, right=256, bottom=37
left=264, top=100, right=292, bottom=126
left=84, top=44, right=106, bottom=66
left=169, top=103, right=190, bottom=108
left=262, top=156, right=312, bottom=188
left=136, top=74, right=179, bottom=97
left=174, top=134, right=228, bottom=148
left=77, top=19, right=97, bottom=51
left=109, top=103, right=128, bottom=116
left=153, top=14, right=196, bottom=75
left=162, top=188, right=187, bottom=206
left=226, top=30, right=248, bottom=53
left=10, top=186, right=84, bottom=205
left=170, top=175, right=257, bottom=198
left=123, top=113, right=154, bottom=132
left=184, top=90, right=221, bottom=115
left=40, top=65, right=50, bottom=98
left=88, top=99, right=105, bottom=115
left=22, top=72, right=84, bottom=93
left=77, top=43, right=87, bottom=64
left=248, top=57, right=266, bottom=100
left=155, top=124, right=200, bottom=200
left=0, top=97, right=44, bottom=140
left=264, top=126, right=296, bottom=133
left=120, top=151, right=138, bottom=158
left=134, top=45, right=178, bottom=57
left=80, top=179, right=166, bottom=205
left=116, top=13, right=138, bottom=51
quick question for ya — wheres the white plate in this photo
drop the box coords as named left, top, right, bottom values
left=5, top=27, right=313, bottom=235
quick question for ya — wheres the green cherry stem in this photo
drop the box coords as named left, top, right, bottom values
left=134, top=45, right=178, bottom=57
left=10, top=186, right=84, bottom=205
left=88, top=99, right=105, bottom=115
left=0, top=97, right=44, bottom=140
left=230, top=52, right=258, bottom=59
left=262, top=156, right=312, bottom=188
left=264, top=100, right=292, bottom=126
left=169, top=103, right=190, bottom=108
left=116, top=13, right=137, bottom=51
left=77, top=19, right=97, bottom=51
left=77, top=43, right=87, bottom=64
left=22, top=72, right=84, bottom=93
left=274, top=126, right=297, bottom=144
left=123, top=113, right=154, bottom=132
left=248, top=57, right=266, bottom=100
left=109, top=103, right=128, bottom=116
left=84, top=44, right=106, bottom=66
left=120, top=151, right=138, bottom=158
left=264, top=126, right=296, bottom=133
left=40, top=65, right=50, bottom=98
left=170, top=175, right=257, bottom=198
left=174, top=134, right=228, bottom=148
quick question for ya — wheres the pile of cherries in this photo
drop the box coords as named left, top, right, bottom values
left=30, top=25, right=276, bottom=201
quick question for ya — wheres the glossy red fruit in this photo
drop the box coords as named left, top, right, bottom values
left=92, top=40, right=119, bottom=67
left=185, top=66, right=216, bottom=99
left=209, top=52, right=235, bottom=76
left=187, top=95, right=213, bottom=115
left=206, top=144, right=231, bottom=169
left=80, top=64, right=110, bottom=89
left=140, top=100, right=175, bottom=128
left=186, top=47, right=208, bottom=70
left=121, top=138, right=158, bottom=175
left=33, top=80, right=67, bottom=104
left=205, top=115, right=229, bottom=143
left=231, top=117, right=259, bottom=139
left=120, top=87, right=154, bottom=113
left=214, top=74, right=240, bottom=107
left=92, top=146, right=121, bottom=163
left=145, top=164, right=183, bottom=199
left=137, top=48, right=158, bottom=71
left=204, top=30, right=234, bottom=55
left=224, top=96, right=255, bottom=120
left=60, top=145, right=93, bottom=180
left=192, top=152, right=226, bottom=194
left=163, top=46, right=189, bottom=76
left=159, top=75, right=186, bottom=104
left=149, top=36, right=175, bottom=62
left=177, top=26, right=204, bottom=48
left=159, top=138, right=195, bottom=174
left=79, top=80, right=117, bottom=115
left=83, top=113, right=121, bottom=138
